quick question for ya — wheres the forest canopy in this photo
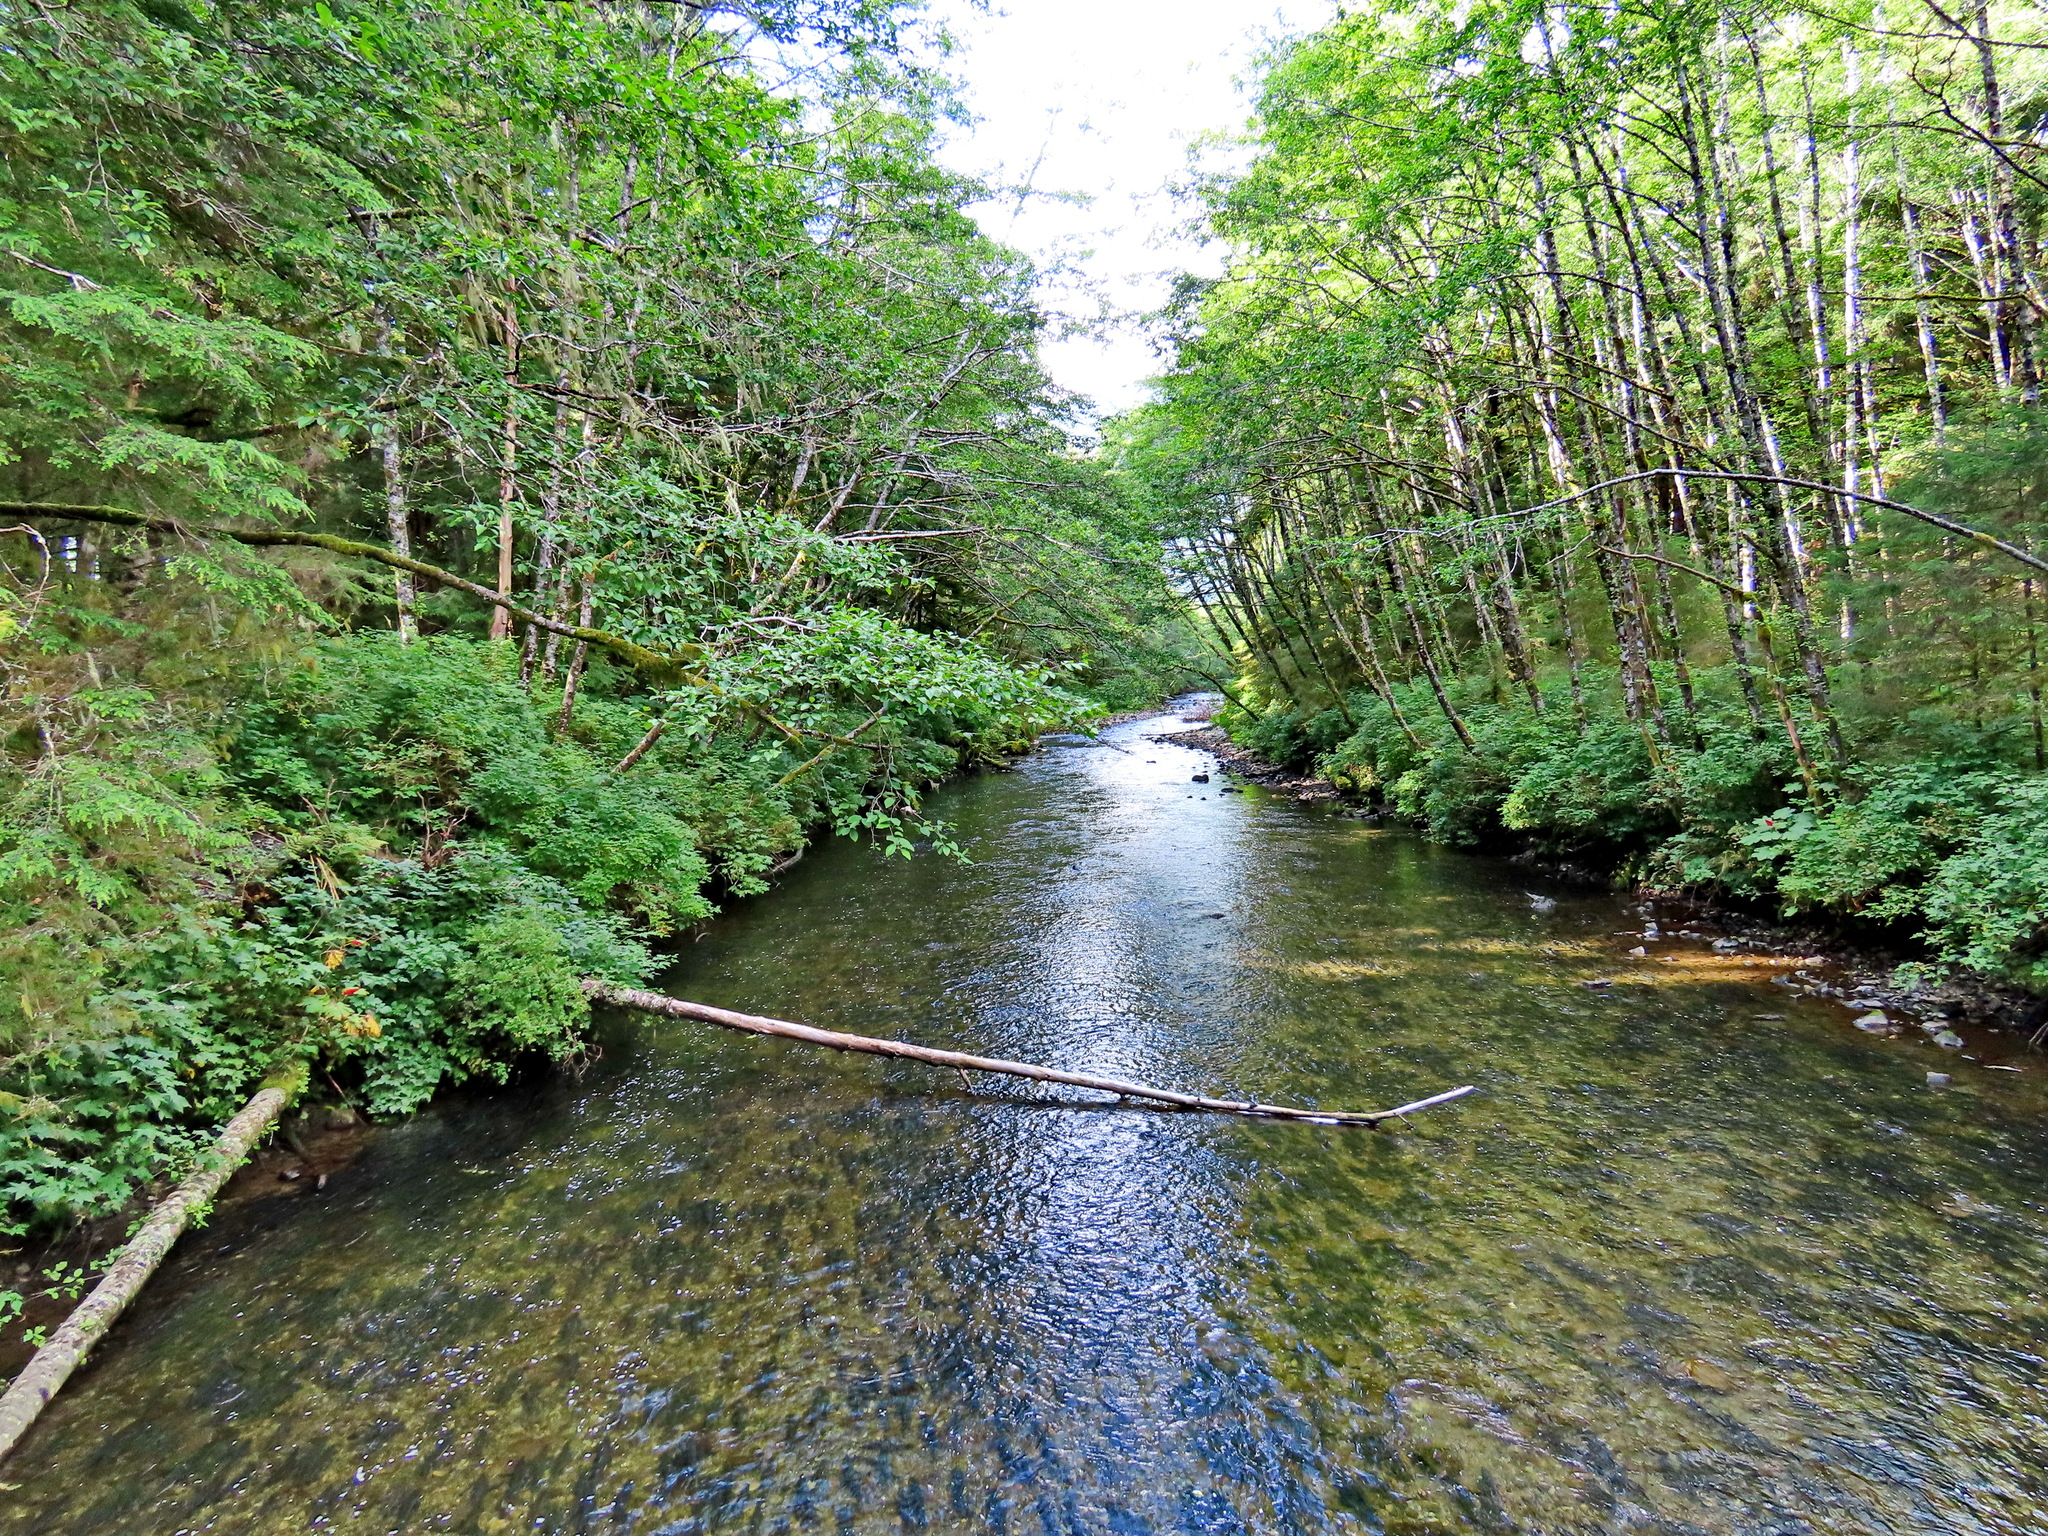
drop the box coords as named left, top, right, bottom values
left=10, top=0, right=2048, bottom=1243
left=0, top=0, right=1184, bottom=1234
left=1123, top=0, right=2048, bottom=998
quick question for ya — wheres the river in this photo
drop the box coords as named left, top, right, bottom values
left=6, top=708, right=2046, bottom=1534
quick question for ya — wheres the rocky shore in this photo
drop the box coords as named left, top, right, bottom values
left=1151, top=712, right=2044, bottom=1059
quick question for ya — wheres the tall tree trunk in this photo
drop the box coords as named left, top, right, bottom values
left=489, top=292, right=522, bottom=643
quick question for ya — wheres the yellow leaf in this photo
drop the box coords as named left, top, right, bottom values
left=324, top=949, right=344, bottom=968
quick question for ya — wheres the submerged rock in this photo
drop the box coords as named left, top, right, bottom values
left=1680, top=1358, right=1739, bottom=1392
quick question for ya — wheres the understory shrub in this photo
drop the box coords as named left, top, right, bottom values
left=1, top=630, right=1057, bottom=1233
left=1224, top=669, right=2048, bottom=991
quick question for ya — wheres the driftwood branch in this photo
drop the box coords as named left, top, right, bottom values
left=589, top=982, right=1477, bottom=1125
left=0, top=1071, right=299, bottom=1465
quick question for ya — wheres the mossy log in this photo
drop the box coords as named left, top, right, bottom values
left=0, top=1066, right=302, bottom=1464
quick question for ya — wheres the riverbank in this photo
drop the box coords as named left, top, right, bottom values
left=0, top=717, right=1072, bottom=1389
left=9, top=702, right=2046, bottom=1533
left=0, top=1102, right=376, bottom=1386
left=1162, top=716, right=2046, bottom=1050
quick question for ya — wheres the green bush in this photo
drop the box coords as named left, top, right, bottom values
left=1724, top=765, right=2048, bottom=989
left=0, top=847, right=657, bottom=1233
left=1, top=623, right=1078, bottom=1232
left=1497, top=714, right=1668, bottom=853
left=1244, top=673, right=2048, bottom=991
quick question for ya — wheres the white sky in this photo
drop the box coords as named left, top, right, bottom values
left=922, top=0, right=1337, bottom=424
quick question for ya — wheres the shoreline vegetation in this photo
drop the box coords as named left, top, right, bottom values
left=1171, top=711, right=2046, bottom=1040
left=0, top=0, right=1186, bottom=1334
left=1110, top=0, right=2048, bottom=1044
left=7, top=0, right=2048, bottom=1404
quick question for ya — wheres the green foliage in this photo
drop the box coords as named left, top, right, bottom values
left=1216, top=699, right=1355, bottom=770
left=0, top=821, right=663, bottom=1234
left=453, top=912, right=593, bottom=1060
left=1733, top=768, right=2048, bottom=988
left=0, top=613, right=1079, bottom=1234
left=232, top=634, right=732, bottom=931
left=0, top=0, right=1174, bottom=1245
left=1256, top=678, right=2048, bottom=987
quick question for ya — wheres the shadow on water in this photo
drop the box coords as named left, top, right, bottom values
left=6, top=711, right=2048, bottom=1534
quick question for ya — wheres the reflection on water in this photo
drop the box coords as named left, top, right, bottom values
left=8, top=713, right=2048, bottom=1534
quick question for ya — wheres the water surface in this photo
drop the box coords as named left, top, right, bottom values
left=7, top=712, right=2047, bottom=1534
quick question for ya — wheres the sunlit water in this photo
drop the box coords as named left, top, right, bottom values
left=8, top=711, right=2048, bottom=1535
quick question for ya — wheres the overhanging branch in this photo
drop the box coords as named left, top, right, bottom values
left=0, top=501, right=701, bottom=681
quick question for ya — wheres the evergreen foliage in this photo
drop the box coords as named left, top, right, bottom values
left=0, top=0, right=1183, bottom=1237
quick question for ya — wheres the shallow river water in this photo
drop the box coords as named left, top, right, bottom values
left=7, top=711, right=2048, bottom=1535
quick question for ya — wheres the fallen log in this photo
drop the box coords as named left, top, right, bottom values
left=0, top=1062, right=304, bottom=1466
left=588, top=982, right=1476, bottom=1125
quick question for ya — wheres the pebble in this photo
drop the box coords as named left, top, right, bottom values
left=1933, top=1030, right=1966, bottom=1049
left=1927, top=1071, right=1951, bottom=1086
left=1680, top=1358, right=1738, bottom=1392
left=1627, top=945, right=1648, bottom=956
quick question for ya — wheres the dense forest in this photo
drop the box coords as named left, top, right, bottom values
left=7, top=0, right=2048, bottom=1263
left=1126, top=0, right=2048, bottom=1002
left=0, top=0, right=1180, bottom=1243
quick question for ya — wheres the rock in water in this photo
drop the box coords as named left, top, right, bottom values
left=1933, top=1029, right=1966, bottom=1049
left=1527, top=892, right=1558, bottom=914
left=1680, top=1358, right=1738, bottom=1392
left=1191, top=772, right=1210, bottom=783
